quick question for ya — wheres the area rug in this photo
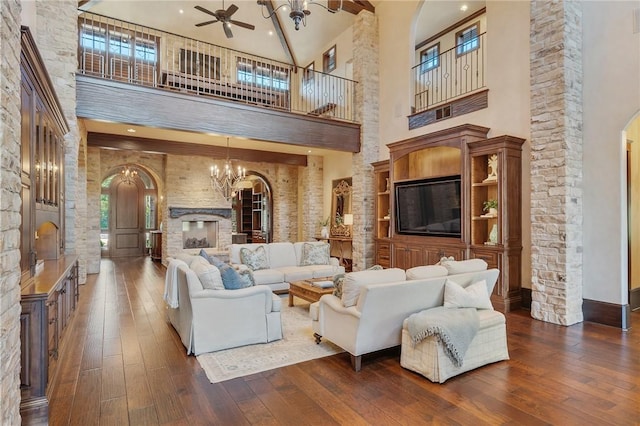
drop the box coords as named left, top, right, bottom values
left=196, top=300, right=343, bottom=383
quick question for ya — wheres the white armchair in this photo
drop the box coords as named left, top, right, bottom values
left=167, top=261, right=283, bottom=355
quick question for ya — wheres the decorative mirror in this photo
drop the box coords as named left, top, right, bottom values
left=330, top=177, right=352, bottom=238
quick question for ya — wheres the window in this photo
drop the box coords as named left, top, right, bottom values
left=236, top=58, right=290, bottom=91
left=304, top=61, right=315, bottom=83
left=323, top=45, right=336, bottom=73
left=456, top=22, right=480, bottom=56
left=180, top=49, right=220, bottom=79
left=420, top=43, right=440, bottom=73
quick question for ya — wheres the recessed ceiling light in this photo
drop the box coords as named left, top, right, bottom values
left=179, top=9, right=184, bottom=14
left=460, top=4, right=468, bottom=12
left=268, top=30, right=274, bottom=36
left=126, top=128, right=136, bottom=133
left=308, top=150, right=312, bottom=153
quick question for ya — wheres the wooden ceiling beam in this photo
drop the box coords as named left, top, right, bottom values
left=87, top=132, right=308, bottom=166
left=260, top=0, right=298, bottom=67
left=328, top=0, right=374, bottom=15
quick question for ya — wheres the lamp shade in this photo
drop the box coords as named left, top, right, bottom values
left=343, top=214, right=354, bottom=226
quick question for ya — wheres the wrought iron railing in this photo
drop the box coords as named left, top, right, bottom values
left=412, top=32, right=486, bottom=113
left=77, top=12, right=357, bottom=123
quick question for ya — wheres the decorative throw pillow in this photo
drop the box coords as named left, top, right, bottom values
left=437, top=256, right=455, bottom=265
left=444, top=279, right=493, bottom=310
left=238, top=268, right=255, bottom=287
left=191, top=261, right=225, bottom=290
left=332, top=273, right=346, bottom=298
left=217, top=262, right=253, bottom=290
left=199, top=249, right=224, bottom=267
left=440, top=258, right=488, bottom=275
left=240, top=246, right=269, bottom=271
left=301, top=242, right=330, bottom=266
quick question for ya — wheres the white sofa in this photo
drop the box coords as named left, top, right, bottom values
left=230, top=242, right=345, bottom=292
left=165, top=257, right=283, bottom=355
left=311, top=265, right=508, bottom=375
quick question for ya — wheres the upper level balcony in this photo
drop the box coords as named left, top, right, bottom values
left=76, top=12, right=360, bottom=154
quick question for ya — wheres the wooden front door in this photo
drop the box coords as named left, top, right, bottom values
left=110, top=178, right=145, bottom=257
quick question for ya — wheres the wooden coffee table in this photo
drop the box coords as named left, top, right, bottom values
left=288, top=278, right=335, bottom=306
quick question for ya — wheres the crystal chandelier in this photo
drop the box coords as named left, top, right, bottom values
left=258, top=0, right=343, bottom=31
left=120, top=166, right=138, bottom=185
left=210, top=138, right=246, bottom=202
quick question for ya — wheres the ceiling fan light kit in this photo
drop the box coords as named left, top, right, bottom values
left=258, top=0, right=343, bottom=30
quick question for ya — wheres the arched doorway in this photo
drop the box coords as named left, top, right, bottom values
left=100, top=165, right=158, bottom=257
left=232, top=173, right=273, bottom=243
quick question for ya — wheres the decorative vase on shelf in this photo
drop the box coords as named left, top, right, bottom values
left=320, top=226, right=329, bottom=239
left=488, top=224, right=498, bottom=244
left=489, top=207, right=498, bottom=217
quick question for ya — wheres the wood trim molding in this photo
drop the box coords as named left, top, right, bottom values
left=260, top=0, right=297, bottom=66
left=408, top=89, right=489, bottom=130
left=416, top=7, right=486, bottom=51
left=87, top=132, right=308, bottom=166
left=582, top=299, right=632, bottom=330
left=329, top=0, right=374, bottom=15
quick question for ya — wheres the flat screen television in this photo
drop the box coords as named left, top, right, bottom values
left=395, top=176, right=462, bottom=238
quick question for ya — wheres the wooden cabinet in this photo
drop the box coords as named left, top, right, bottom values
left=373, top=125, right=524, bottom=312
left=20, top=257, right=78, bottom=422
left=468, top=136, right=525, bottom=312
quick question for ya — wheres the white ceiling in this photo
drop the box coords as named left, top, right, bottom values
left=79, top=0, right=486, bottom=156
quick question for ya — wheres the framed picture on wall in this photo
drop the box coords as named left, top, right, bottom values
left=323, top=45, right=336, bottom=73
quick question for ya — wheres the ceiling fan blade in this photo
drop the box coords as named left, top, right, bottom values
left=195, top=19, right=219, bottom=27
left=194, top=5, right=218, bottom=18
left=225, top=4, right=239, bottom=18
left=223, top=23, right=234, bottom=38
left=229, top=20, right=255, bottom=30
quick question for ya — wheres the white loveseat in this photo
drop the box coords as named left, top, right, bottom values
left=165, top=257, right=283, bottom=355
left=311, top=264, right=508, bottom=376
left=230, top=242, right=345, bottom=292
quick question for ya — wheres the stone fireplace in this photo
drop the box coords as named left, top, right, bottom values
left=167, top=207, right=233, bottom=260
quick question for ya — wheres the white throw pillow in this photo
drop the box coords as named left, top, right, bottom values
left=443, top=279, right=493, bottom=310
left=341, top=268, right=406, bottom=308
left=406, top=265, right=448, bottom=280
left=191, top=261, right=225, bottom=290
left=440, top=258, right=488, bottom=275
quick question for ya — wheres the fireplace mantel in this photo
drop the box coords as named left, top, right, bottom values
left=169, top=207, right=232, bottom=219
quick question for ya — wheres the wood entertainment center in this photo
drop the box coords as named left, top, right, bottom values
left=373, top=124, right=524, bottom=312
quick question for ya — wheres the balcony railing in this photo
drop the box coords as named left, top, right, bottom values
left=412, top=32, right=486, bottom=113
left=77, top=12, right=357, bottom=123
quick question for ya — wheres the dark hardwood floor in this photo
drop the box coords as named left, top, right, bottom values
left=47, top=257, right=640, bottom=425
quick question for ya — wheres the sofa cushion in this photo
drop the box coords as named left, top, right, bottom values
left=230, top=243, right=268, bottom=265
left=191, top=259, right=225, bottom=290
left=278, top=266, right=314, bottom=283
left=308, top=264, right=342, bottom=278
left=443, top=278, right=493, bottom=310
left=301, top=242, right=330, bottom=266
left=217, top=262, right=254, bottom=290
left=240, top=246, right=270, bottom=271
left=406, top=265, right=449, bottom=280
left=440, top=259, right=488, bottom=275
left=267, top=242, right=297, bottom=269
left=342, top=267, right=407, bottom=308
left=293, top=241, right=327, bottom=265
left=252, top=268, right=286, bottom=286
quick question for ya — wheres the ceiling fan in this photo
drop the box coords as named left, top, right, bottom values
left=194, top=2, right=255, bottom=39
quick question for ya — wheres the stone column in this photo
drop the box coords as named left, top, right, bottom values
left=529, top=1, right=584, bottom=325
left=351, top=10, right=379, bottom=270
left=34, top=0, right=85, bottom=282
left=298, top=155, right=324, bottom=241
left=0, top=0, right=23, bottom=423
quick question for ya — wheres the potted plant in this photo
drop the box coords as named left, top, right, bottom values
left=483, top=199, right=498, bottom=216
left=319, top=216, right=331, bottom=238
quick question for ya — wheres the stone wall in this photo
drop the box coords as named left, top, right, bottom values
left=529, top=1, right=584, bottom=325
left=351, top=10, right=379, bottom=270
left=0, top=0, right=23, bottom=423
left=299, top=155, right=324, bottom=240
left=34, top=0, right=85, bottom=282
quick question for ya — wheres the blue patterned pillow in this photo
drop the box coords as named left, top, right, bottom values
left=301, top=243, right=330, bottom=266
left=199, top=249, right=224, bottom=267
left=240, top=246, right=269, bottom=271
left=217, top=262, right=253, bottom=289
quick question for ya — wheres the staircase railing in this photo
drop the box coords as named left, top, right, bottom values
left=77, top=12, right=357, bottom=123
